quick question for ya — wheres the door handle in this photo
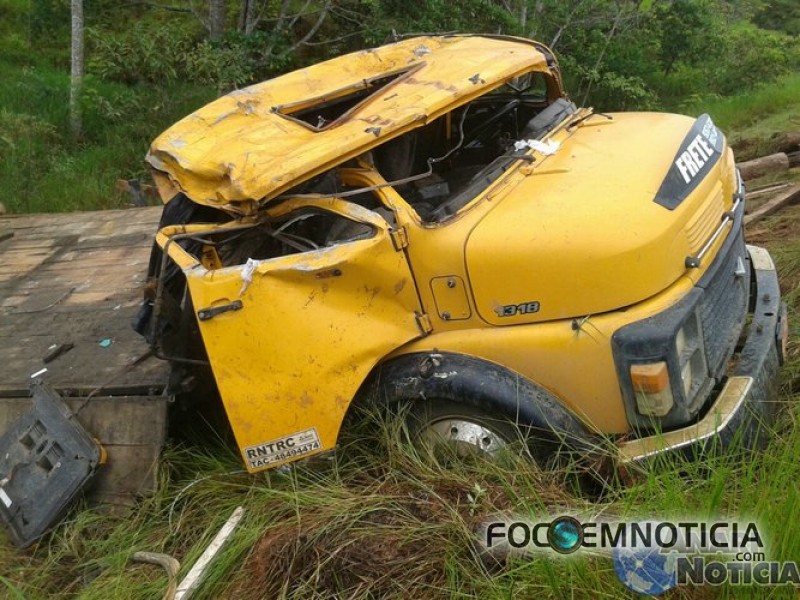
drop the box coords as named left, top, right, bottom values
left=197, top=300, right=244, bottom=321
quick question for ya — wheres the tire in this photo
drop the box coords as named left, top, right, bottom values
left=359, top=352, right=592, bottom=466
left=406, top=398, right=531, bottom=461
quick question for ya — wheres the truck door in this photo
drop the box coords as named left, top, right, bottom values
left=171, top=197, right=426, bottom=472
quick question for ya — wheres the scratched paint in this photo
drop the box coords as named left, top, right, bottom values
left=146, top=36, right=550, bottom=213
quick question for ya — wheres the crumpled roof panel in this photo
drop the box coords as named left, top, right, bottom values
left=146, top=35, right=550, bottom=213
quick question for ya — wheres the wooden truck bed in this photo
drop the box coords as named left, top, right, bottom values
left=0, top=207, right=170, bottom=505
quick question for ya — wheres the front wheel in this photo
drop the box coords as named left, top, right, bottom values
left=406, top=399, right=530, bottom=461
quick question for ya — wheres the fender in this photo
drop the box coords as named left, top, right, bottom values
left=358, top=352, right=595, bottom=452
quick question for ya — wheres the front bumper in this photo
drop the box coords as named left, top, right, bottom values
left=617, top=245, right=786, bottom=465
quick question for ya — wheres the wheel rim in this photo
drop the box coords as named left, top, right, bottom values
left=419, top=416, right=508, bottom=457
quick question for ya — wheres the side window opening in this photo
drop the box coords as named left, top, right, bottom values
left=274, top=68, right=415, bottom=131
left=194, top=207, right=376, bottom=270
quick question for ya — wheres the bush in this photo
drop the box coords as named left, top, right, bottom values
left=560, top=56, right=657, bottom=111
left=708, top=22, right=800, bottom=96
left=87, top=21, right=200, bottom=85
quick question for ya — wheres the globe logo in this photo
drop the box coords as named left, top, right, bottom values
left=613, top=545, right=679, bottom=596
left=547, top=516, right=583, bottom=554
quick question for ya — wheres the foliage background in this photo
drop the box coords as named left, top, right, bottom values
left=0, top=0, right=798, bottom=213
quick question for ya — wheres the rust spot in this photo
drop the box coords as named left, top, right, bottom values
left=298, top=392, right=314, bottom=409
left=315, top=268, right=342, bottom=279
left=304, top=290, right=317, bottom=306
left=405, top=77, right=458, bottom=93
left=361, top=116, right=393, bottom=126
left=394, top=278, right=407, bottom=295
left=363, top=285, right=381, bottom=303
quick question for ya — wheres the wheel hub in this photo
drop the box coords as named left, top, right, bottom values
left=420, top=417, right=507, bottom=457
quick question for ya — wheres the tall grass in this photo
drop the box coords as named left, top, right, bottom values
left=680, top=73, right=800, bottom=131
left=679, top=73, right=800, bottom=160
left=2, top=265, right=799, bottom=599
left=0, top=62, right=213, bottom=214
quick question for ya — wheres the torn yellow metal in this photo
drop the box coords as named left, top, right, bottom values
left=156, top=198, right=424, bottom=471
left=146, top=35, right=553, bottom=213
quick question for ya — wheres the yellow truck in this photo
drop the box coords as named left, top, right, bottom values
left=135, top=34, right=787, bottom=472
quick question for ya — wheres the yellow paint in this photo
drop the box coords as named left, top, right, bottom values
left=335, top=119, right=735, bottom=434
left=389, top=275, right=697, bottom=433
left=464, top=112, right=733, bottom=324
left=430, top=276, right=471, bottom=320
left=157, top=198, right=424, bottom=472
left=146, top=36, right=553, bottom=214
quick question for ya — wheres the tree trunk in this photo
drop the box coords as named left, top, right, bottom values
left=772, top=132, right=800, bottom=154
left=70, top=0, right=84, bottom=141
left=209, top=0, right=226, bottom=41
left=240, top=0, right=258, bottom=34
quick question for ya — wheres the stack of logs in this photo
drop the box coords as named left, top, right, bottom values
left=737, top=132, right=800, bottom=226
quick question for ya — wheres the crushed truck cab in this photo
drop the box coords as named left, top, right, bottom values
left=138, top=35, right=786, bottom=473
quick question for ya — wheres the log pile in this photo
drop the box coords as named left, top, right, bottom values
left=735, top=131, right=800, bottom=226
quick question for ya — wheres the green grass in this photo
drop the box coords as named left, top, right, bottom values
left=1, top=313, right=799, bottom=599
left=680, top=73, right=800, bottom=161
left=0, top=61, right=214, bottom=214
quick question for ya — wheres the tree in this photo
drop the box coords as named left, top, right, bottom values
left=70, top=0, right=84, bottom=140
left=239, top=0, right=257, bottom=34
left=655, top=0, right=720, bottom=74
left=209, top=0, right=226, bottom=41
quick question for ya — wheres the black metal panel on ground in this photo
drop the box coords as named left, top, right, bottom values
left=0, top=382, right=102, bottom=548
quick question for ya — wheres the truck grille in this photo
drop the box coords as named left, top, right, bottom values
left=686, top=185, right=724, bottom=254
left=698, top=228, right=749, bottom=380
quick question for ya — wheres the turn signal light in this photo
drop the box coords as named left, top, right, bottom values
left=631, top=362, right=673, bottom=417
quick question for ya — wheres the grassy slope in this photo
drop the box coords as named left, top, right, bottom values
left=681, top=73, right=800, bottom=161
left=2, top=64, right=800, bottom=600
left=0, top=0, right=214, bottom=215
left=0, top=62, right=214, bottom=214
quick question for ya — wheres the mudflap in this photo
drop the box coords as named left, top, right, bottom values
left=0, top=382, right=103, bottom=548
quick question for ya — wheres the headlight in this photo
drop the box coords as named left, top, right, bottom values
left=630, top=361, right=673, bottom=417
left=612, top=289, right=714, bottom=430
left=675, top=312, right=708, bottom=413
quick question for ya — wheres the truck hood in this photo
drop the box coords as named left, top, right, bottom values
left=466, top=111, right=734, bottom=325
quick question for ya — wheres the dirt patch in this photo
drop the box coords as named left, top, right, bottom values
left=746, top=205, right=800, bottom=246
left=233, top=481, right=469, bottom=598
left=231, top=472, right=572, bottom=599
left=731, top=132, right=800, bottom=163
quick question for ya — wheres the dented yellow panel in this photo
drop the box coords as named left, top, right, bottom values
left=159, top=200, right=423, bottom=472
left=146, top=36, right=551, bottom=213
left=391, top=275, right=698, bottom=434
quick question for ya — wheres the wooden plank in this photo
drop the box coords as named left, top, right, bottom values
left=747, top=182, right=790, bottom=200
left=744, top=183, right=800, bottom=226
left=86, top=443, right=163, bottom=500
left=0, top=207, right=169, bottom=396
